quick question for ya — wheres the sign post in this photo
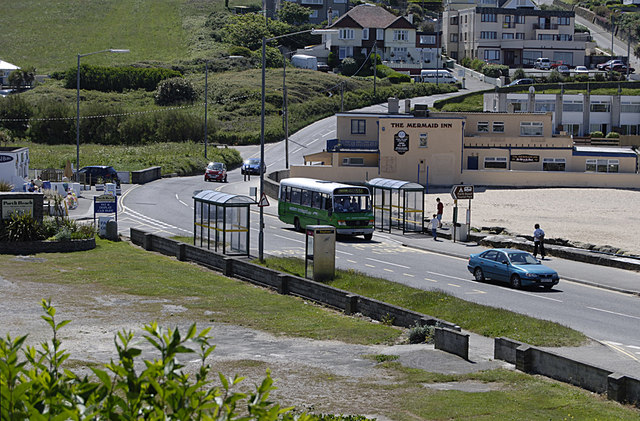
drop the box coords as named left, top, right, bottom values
left=450, top=185, right=474, bottom=242
left=94, top=194, right=118, bottom=236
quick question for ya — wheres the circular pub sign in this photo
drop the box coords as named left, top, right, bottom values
left=394, top=130, right=409, bottom=155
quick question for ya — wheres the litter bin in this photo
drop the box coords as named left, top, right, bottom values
left=454, top=223, right=468, bottom=242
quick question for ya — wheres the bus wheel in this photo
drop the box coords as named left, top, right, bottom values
left=364, top=233, right=373, bottom=241
left=294, top=217, right=302, bottom=232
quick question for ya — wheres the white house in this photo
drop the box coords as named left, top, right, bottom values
left=0, top=59, right=20, bottom=86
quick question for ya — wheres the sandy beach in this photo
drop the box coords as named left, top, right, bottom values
left=427, top=188, right=640, bottom=256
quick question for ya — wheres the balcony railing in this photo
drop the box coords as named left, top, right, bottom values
left=533, top=23, right=558, bottom=30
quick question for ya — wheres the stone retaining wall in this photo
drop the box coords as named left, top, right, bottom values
left=0, top=237, right=96, bottom=254
left=131, top=166, right=162, bottom=184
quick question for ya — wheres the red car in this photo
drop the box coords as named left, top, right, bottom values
left=204, top=162, right=227, bottom=182
left=610, top=64, right=635, bottom=74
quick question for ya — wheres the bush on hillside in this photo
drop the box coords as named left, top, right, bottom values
left=388, top=72, right=411, bottom=84
left=0, top=95, right=32, bottom=136
left=482, top=64, right=509, bottom=78
left=64, top=64, right=181, bottom=92
left=228, top=45, right=252, bottom=57
left=154, top=77, right=197, bottom=106
left=341, top=57, right=358, bottom=76
left=375, top=64, right=395, bottom=78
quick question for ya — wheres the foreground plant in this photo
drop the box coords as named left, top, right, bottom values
left=0, top=300, right=310, bottom=420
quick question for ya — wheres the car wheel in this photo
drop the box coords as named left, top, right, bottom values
left=224, top=175, right=227, bottom=183
left=510, top=274, right=522, bottom=289
left=204, top=177, right=208, bottom=182
left=364, top=233, right=373, bottom=241
left=294, top=217, right=302, bottom=232
left=474, top=267, right=485, bottom=282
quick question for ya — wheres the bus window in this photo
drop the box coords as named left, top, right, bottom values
left=291, top=188, right=301, bottom=204
left=301, top=191, right=311, bottom=206
left=312, top=191, right=321, bottom=209
left=334, top=196, right=348, bottom=212
left=324, top=195, right=332, bottom=210
left=348, top=197, right=360, bottom=212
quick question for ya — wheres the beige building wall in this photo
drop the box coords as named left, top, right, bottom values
left=462, top=170, right=640, bottom=188
left=290, top=165, right=374, bottom=183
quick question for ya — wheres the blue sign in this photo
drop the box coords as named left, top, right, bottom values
left=94, top=194, right=117, bottom=220
left=0, top=155, right=14, bottom=163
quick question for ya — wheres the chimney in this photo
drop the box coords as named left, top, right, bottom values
left=406, top=13, right=413, bottom=24
left=327, top=7, right=333, bottom=26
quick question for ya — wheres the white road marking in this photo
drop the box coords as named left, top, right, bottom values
left=403, top=273, right=415, bottom=277
left=175, top=194, right=190, bottom=207
left=424, top=278, right=438, bottom=283
left=588, top=307, right=640, bottom=321
left=509, top=289, right=563, bottom=302
left=366, top=257, right=410, bottom=268
left=426, top=271, right=469, bottom=282
left=365, top=264, right=375, bottom=268
left=448, top=283, right=461, bottom=288
left=383, top=268, right=394, bottom=273
left=347, top=260, right=357, bottom=264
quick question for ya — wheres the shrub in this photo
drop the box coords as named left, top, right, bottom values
left=388, top=72, right=411, bottom=84
left=0, top=180, right=13, bottom=192
left=375, top=64, right=395, bottom=78
left=547, top=69, right=564, bottom=83
left=575, top=74, right=590, bottom=82
left=590, top=131, right=604, bottom=138
left=408, top=323, right=435, bottom=344
left=228, top=45, right=252, bottom=57
left=340, top=57, right=358, bottom=76
left=64, top=64, right=181, bottom=92
left=154, top=77, right=197, bottom=106
left=482, top=64, right=508, bottom=78
left=328, top=51, right=339, bottom=68
left=0, top=300, right=304, bottom=420
left=470, top=58, right=485, bottom=72
left=460, top=57, right=472, bottom=68
left=513, top=68, right=526, bottom=80
left=594, top=72, right=605, bottom=81
left=1, top=212, right=45, bottom=242
left=0, top=95, right=33, bottom=136
left=605, top=131, right=620, bottom=138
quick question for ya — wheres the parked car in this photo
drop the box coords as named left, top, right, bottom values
left=574, top=65, right=589, bottom=74
left=241, top=158, right=266, bottom=175
left=507, top=78, right=534, bottom=87
left=596, top=59, right=623, bottom=71
left=77, top=165, right=120, bottom=185
left=556, top=65, right=570, bottom=75
left=534, top=57, right=551, bottom=70
left=204, top=162, right=227, bottom=182
left=610, top=64, right=635, bottom=74
left=467, top=248, right=560, bottom=290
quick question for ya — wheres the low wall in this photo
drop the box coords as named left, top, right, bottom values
left=495, top=337, right=640, bottom=406
left=131, top=166, right=162, bottom=184
left=0, top=237, right=96, bottom=254
left=435, top=327, right=469, bottom=360
left=461, top=169, right=640, bottom=189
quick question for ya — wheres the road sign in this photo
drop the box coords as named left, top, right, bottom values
left=258, top=193, right=270, bottom=207
left=450, top=184, right=474, bottom=200
left=94, top=194, right=117, bottom=214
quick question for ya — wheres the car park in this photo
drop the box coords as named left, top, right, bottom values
left=534, top=57, right=551, bottom=70
left=77, top=165, right=120, bottom=185
left=204, top=162, right=227, bottom=182
left=507, top=78, right=534, bottom=87
left=467, top=248, right=560, bottom=290
left=241, top=158, right=266, bottom=175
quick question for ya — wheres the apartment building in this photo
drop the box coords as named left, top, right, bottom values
left=484, top=91, right=640, bottom=139
left=442, top=0, right=590, bottom=67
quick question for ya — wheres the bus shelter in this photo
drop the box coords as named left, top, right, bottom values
left=366, top=178, right=424, bottom=234
left=193, top=190, right=255, bottom=256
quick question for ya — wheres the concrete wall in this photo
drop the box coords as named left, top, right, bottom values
left=435, top=327, right=469, bottom=360
left=131, top=166, right=162, bottom=184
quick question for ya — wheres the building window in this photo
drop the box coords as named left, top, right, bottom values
left=538, top=34, right=554, bottom=41
left=520, top=122, right=543, bottom=136
left=451, top=51, right=458, bottom=59
left=503, top=15, right=515, bottom=28
left=301, top=0, right=322, bottom=3
left=481, top=13, right=497, bottom=22
left=351, top=119, right=366, bottom=134
left=362, top=28, right=369, bottom=40
left=339, top=29, right=354, bottom=40
left=515, top=15, right=525, bottom=24
left=484, top=157, right=507, bottom=169
left=450, top=33, right=458, bottom=42
left=464, top=32, right=467, bottom=41
left=338, top=46, right=353, bottom=59
left=484, top=50, right=500, bottom=62
left=534, top=100, right=555, bottom=112
left=620, top=124, right=640, bottom=135
left=563, top=101, right=583, bottom=112
left=543, top=158, right=566, bottom=171
left=586, top=159, right=619, bottom=173
left=481, top=31, right=497, bottom=39
left=394, top=30, right=408, bottom=41
left=493, top=121, right=504, bottom=132
left=564, top=123, right=581, bottom=136
left=558, top=34, right=572, bottom=41
left=309, top=9, right=318, bottom=18
left=558, top=16, right=570, bottom=25
left=377, top=28, right=384, bottom=40
left=590, top=102, right=610, bottom=112
left=511, top=100, right=528, bottom=112
left=420, top=35, right=436, bottom=44
left=464, top=15, right=468, bottom=24
left=477, top=121, right=489, bottom=132
left=342, top=157, right=364, bottom=166
left=621, top=102, right=640, bottom=113
left=502, top=33, right=514, bottom=39
left=516, top=32, right=525, bottom=39
left=450, top=16, right=459, bottom=25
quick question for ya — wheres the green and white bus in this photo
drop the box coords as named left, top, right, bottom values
left=278, top=178, right=374, bottom=240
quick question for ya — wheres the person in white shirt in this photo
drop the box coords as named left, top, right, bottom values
left=533, top=223, right=546, bottom=259
left=429, top=214, right=439, bottom=240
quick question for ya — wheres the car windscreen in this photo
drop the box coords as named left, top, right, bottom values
left=333, top=195, right=371, bottom=213
left=208, top=163, right=224, bottom=170
left=508, top=252, right=537, bottom=265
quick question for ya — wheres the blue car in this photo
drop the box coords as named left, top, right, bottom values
left=241, top=158, right=266, bottom=175
left=467, top=248, right=559, bottom=290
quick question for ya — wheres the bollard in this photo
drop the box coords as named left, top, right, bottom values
left=105, top=220, right=118, bottom=241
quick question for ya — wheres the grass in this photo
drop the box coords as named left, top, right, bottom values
left=261, top=257, right=587, bottom=347
left=5, top=140, right=242, bottom=175
left=0, top=238, right=400, bottom=345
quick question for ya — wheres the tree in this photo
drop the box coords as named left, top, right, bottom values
left=154, top=77, right=197, bottom=106
left=223, top=14, right=271, bottom=51
left=8, top=65, right=36, bottom=88
left=0, top=95, right=33, bottom=136
left=278, top=1, right=311, bottom=25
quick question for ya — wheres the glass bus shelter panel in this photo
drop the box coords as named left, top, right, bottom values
left=225, top=207, right=249, bottom=255
left=391, top=189, right=401, bottom=230
left=403, top=191, right=424, bottom=233
left=373, top=189, right=391, bottom=231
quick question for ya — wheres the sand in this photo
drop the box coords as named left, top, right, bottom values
left=428, top=188, right=640, bottom=256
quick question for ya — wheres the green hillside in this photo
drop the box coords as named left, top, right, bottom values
left=0, top=0, right=255, bottom=73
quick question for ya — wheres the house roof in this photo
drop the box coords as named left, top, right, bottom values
left=0, top=60, right=20, bottom=71
left=329, top=4, right=400, bottom=29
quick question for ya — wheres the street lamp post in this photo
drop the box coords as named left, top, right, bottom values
left=204, top=60, right=209, bottom=160
left=259, top=28, right=336, bottom=261
left=76, top=49, right=129, bottom=174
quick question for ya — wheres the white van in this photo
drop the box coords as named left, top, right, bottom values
left=420, top=69, right=457, bottom=84
left=534, top=57, right=551, bottom=70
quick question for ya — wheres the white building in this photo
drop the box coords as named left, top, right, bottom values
left=0, top=147, right=30, bottom=189
left=0, top=59, right=20, bottom=86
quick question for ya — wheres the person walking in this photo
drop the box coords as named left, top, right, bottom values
left=533, top=223, right=546, bottom=259
left=429, top=214, right=439, bottom=240
left=436, top=197, right=444, bottom=228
